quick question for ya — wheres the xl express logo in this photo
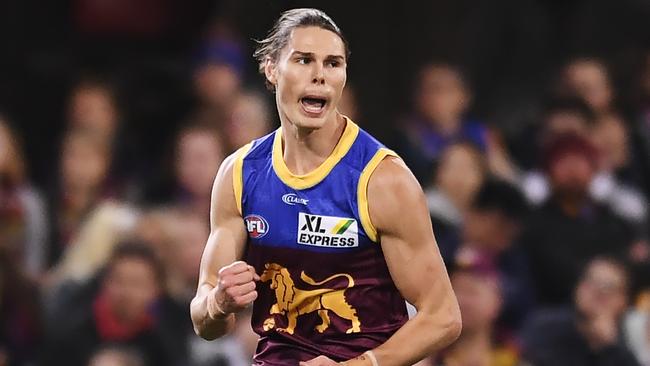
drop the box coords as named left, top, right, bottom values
left=298, top=213, right=358, bottom=248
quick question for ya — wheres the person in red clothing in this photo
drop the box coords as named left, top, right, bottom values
left=42, top=242, right=172, bottom=366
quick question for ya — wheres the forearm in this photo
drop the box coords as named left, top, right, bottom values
left=190, top=286, right=235, bottom=340
left=345, top=311, right=461, bottom=366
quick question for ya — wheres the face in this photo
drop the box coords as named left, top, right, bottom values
left=226, top=93, right=272, bottom=149
left=575, top=260, right=628, bottom=319
left=88, top=349, right=141, bottom=366
left=68, top=87, right=117, bottom=135
left=465, top=211, right=519, bottom=252
left=590, top=114, right=629, bottom=171
left=265, top=26, right=347, bottom=129
left=417, top=66, right=469, bottom=126
left=549, top=152, right=595, bottom=196
left=103, top=257, right=160, bottom=322
left=544, top=111, right=590, bottom=137
left=436, top=144, right=485, bottom=208
left=61, top=134, right=109, bottom=191
left=451, top=271, right=501, bottom=332
left=194, top=64, right=241, bottom=108
left=0, top=122, right=13, bottom=174
left=171, top=214, right=208, bottom=283
left=175, top=130, right=224, bottom=197
left=564, top=60, right=612, bottom=113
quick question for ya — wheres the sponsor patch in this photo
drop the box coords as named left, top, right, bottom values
left=297, top=213, right=358, bottom=248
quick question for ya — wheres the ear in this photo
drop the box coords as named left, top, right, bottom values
left=264, top=57, right=277, bottom=87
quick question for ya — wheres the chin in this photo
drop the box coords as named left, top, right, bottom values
left=290, top=111, right=331, bottom=130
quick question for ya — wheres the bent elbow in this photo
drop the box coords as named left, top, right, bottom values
left=445, top=315, right=462, bottom=343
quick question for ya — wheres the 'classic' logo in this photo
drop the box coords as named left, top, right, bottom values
left=282, top=193, right=309, bottom=206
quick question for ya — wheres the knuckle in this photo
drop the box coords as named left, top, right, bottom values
left=225, top=287, right=238, bottom=297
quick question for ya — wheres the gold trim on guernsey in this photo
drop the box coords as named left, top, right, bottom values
left=357, top=148, right=398, bottom=242
left=233, top=142, right=254, bottom=215
left=272, top=117, right=360, bottom=190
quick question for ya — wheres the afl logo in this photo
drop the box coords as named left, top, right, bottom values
left=245, top=215, right=269, bottom=239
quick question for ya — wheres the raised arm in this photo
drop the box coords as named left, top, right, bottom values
left=349, top=156, right=462, bottom=366
left=190, top=150, right=258, bottom=340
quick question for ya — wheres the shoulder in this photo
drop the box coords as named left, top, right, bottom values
left=369, top=156, right=419, bottom=196
left=367, top=155, right=426, bottom=232
left=239, top=130, right=276, bottom=161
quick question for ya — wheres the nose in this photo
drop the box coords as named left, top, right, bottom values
left=311, top=63, right=325, bottom=85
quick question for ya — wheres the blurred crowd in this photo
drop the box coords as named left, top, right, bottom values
left=1, top=2, right=650, bottom=366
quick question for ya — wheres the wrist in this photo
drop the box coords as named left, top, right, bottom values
left=341, top=351, right=378, bottom=366
left=207, top=294, right=231, bottom=321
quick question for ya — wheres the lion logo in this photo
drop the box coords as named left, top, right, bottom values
left=260, top=263, right=361, bottom=335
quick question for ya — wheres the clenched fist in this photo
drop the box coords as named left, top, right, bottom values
left=207, top=261, right=260, bottom=319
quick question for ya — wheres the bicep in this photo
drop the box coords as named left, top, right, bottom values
left=197, top=154, right=248, bottom=292
left=368, top=158, right=455, bottom=310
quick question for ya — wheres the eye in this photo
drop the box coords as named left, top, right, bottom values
left=327, top=60, right=341, bottom=68
left=297, top=57, right=310, bottom=65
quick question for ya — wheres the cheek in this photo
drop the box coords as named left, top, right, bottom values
left=330, top=69, right=347, bottom=92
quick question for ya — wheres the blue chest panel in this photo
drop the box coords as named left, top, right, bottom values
left=240, top=122, right=384, bottom=253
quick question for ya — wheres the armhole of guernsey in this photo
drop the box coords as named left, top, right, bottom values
left=357, top=148, right=399, bottom=242
left=232, top=143, right=253, bottom=216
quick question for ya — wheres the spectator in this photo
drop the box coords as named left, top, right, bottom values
left=192, top=35, right=245, bottom=128
left=519, top=97, right=595, bottom=203
left=137, top=209, right=257, bottom=366
left=224, top=91, right=273, bottom=153
left=632, top=51, right=650, bottom=200
left=590, top=112, right=648, bottom=225
left=47, top=129, right=115, bottom=266
left=623, top=308, right=650, bottom=366
left=521, top=133, right=639, bottom=305
left=520, top=99, right=648, bottom=228
left=559, top=57, right=615, bottom=117
left=42, top=242, right=174, bottom=366
left=425, top=141, right=487, bottom=260
left=67, top=77, right=119, bottom=142
left=173, top=125, right=225, bottom=217
left=396, top=62, right=516, bottom=184
left=426, top=249, right=520, bottom=366
left=66, top=76, right=140, bottom=196
left=87, top=345, right=144, bottom=366
left=0, top=243, right=42, bottom=366
left=522, top=257, right=639, bottom=366
left=460, top=180, right=533, bottom=330
left=0, top=117, right=48, bottom=278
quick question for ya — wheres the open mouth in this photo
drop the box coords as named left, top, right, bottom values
left=300, top=96, right=328, bottom=115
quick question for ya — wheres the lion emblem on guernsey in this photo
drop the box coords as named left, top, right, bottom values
left=260, top=263, right=361, bottom=335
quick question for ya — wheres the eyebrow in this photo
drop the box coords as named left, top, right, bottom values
left=291, top=51, right=345, bottom=62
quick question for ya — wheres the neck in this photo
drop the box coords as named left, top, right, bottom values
left=65, top=186, right=96, bottom=211
left=280, top=113, right=346, bottom=175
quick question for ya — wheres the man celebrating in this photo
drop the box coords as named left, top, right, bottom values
left=190, top=8, right=461, bottom=366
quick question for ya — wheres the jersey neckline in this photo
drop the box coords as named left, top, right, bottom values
left=272, top=116, right=360, bottom=190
